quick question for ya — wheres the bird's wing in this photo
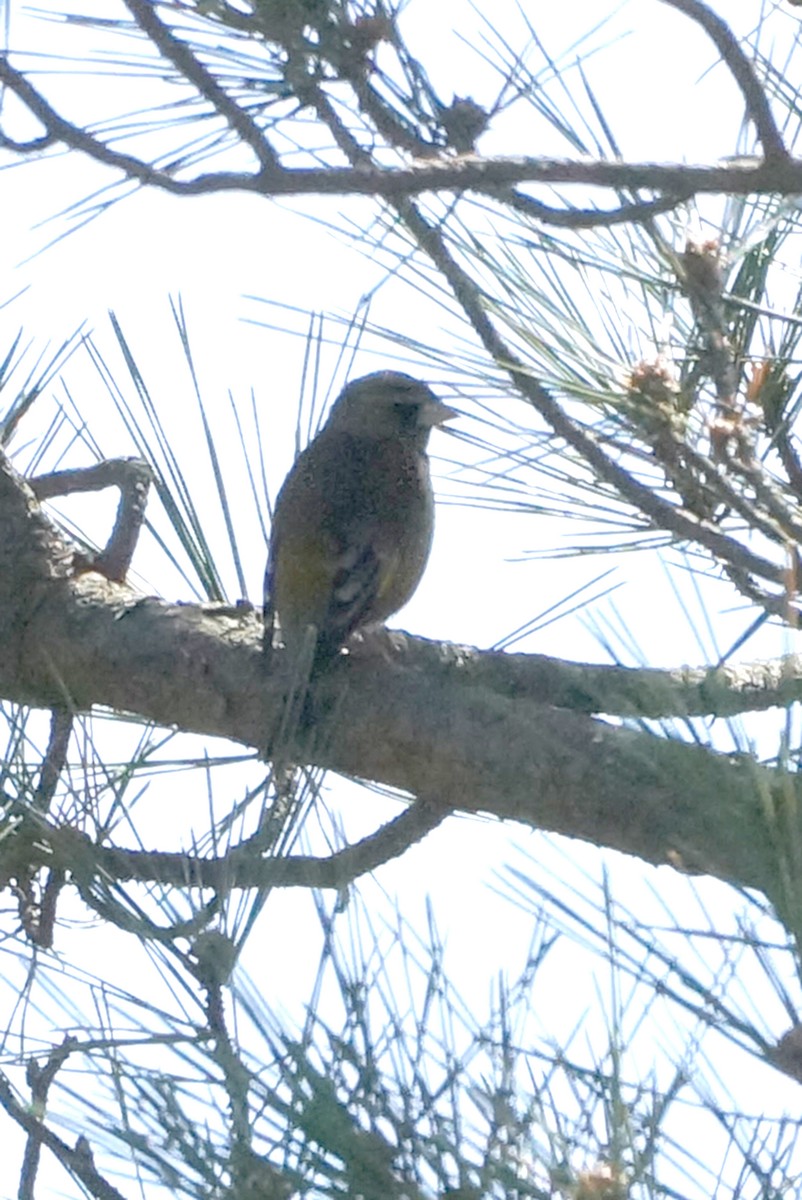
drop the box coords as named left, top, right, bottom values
left=321, top=533, right=386, bottom=651
left=266, top=517, right=389, bottom=651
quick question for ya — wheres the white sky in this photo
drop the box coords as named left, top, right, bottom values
left=2, top=1, right=802, bottom=1196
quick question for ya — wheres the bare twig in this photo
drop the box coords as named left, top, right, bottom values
left=20, top=1040, right=78, bottom=1200
left=192, top=931, right=253, bottom=1169
left=397, top=198, right=786, bottom=589
left=504, top=188, right=695, bottom=228
left=10, top=709, right=72, bottom=947
left=1, top=57, right=801, bottom=200
left=679, top=240, right=738, bottom=412
left=26, top=708, right=73, bottom=946
left=30, top=458, right=149, bottom=502
left=302, top=77, right=373, bottom=167
left=31, top=457, right=154, bottom=581
left=58, top=796, right=451, bottom=891
left=657, top=0, right=787, bottom=161
left=0, top=57, right=190, bottom=185
left=777, top=427, right=802, bottom=500
left=122, top=0, right=280, bottom=171
left=728, top=458, right=802, bottom=547
left=721, top=559, right=794, bottom=624
left=644, top=429, right=802, bottom=550
left=348, top=71, right=438, bottom=158
left=36, top=866, right=66, bottom=950
left=0, top=1069, right=126, bottom=1200
left=33, top=708, right=72, bottom=814
left=0, top=129, right=57, bottom=152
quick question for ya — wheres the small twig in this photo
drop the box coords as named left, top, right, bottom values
left=122, top=0, right=280, bottom=171
left=397, top=197, right=786, bottom=588
left=721, top=559, right=794, bottom=623
left=58, top=797, right=451, bottom=891
left=11, top=709, right=73, bottom=946
left=728, top=458, right=802, bottom=547
left=657, top=0, right=787, bottom=162
left=0, top=56, right=800, bottom=202
left=31, top=457, right=153, bottom=581
left=31, top=709, right=72, bottom=946
left=33, top=707, right=72, bottom=814
left=35, top=866, right=66, bottom=950
left=349, top=72, right=438, bottom=158
left=502, top=188, right=695, bottom=229
left=0, top=130, right=57, bottom=152
left=317, top=13, right=442, bottom=158
left=190, top=931, right=254, bottom=1172
left=29, top=458, right=149, bottom=501
left=649, top=431, right=802, bottom=549
left=776, top=426, right=802, bottom=500
left=0, top=1068, right=126, bottom=1200
left=0, top=56, right=208, bottom=189
left=20, top=1040, right=78, bottom=1200
left=303, top=80, right=373, bottom=167
left=678, top=240, right=738, bottom=412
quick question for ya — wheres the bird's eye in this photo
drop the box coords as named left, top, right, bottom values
left=393, top=401, right=419, bottom=429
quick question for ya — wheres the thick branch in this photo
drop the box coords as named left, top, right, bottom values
left=387, top=635, right=802, bottom=719
left=0, top=445, right=798, bottom=903
left=0, top=560, right=799, bottom=906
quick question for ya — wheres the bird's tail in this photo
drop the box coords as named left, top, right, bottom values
left=272, top=622, right=319, bottom=752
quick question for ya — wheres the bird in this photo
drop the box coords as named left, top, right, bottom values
left=264, top=370, right=456, bottom=690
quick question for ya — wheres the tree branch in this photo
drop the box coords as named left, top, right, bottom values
left=0, top=1069, right=126, bottom=1200
left=3, top=449, right=802, bottom=905
left=504, top=188, right=695, bottom=228
left=31, top=457, right=154, bottom=582
left=396, top=200, right=787, bottom=594
left=386, top=634, right=802, bottom=719
left=1, top=56, right=801, bottom=202
left=1, top=563, right=799, bottom=907
left=121, top=0, right=281, bottom=171
left=658, top=0, right=787, bottom=162
left=55, top=795, right=451, bottom=892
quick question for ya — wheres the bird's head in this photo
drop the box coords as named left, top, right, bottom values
left=326, top=371, right=457, bottom=446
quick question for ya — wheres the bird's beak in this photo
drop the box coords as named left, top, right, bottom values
left=421, top=398, right=460, bottom=427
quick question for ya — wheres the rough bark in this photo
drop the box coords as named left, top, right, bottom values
left=1, top=451, right=797, bottom=913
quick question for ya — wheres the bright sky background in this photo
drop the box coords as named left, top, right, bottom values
left=2, top=1, right=802, bottom=1196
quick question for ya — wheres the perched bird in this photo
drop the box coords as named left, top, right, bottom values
left=264, top=371, right=456, bottom=685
